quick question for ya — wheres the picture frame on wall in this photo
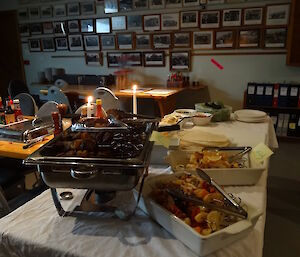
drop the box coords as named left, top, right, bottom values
left=101, top=35, right=116, bottom=50
left=152, top=33, right=171, bottom=49
left=133, top=0, right=148, bottom=9
left=40, top=6, right=52, bottom=18
left=180, top=11, right=198, bottom=28
left=136, top=34, right=151, bottom=49
left=161, top=13, right=179, bottom=31
left=266, top=4, right=290, bottom=26
left=84, top=35, right=100, bottom=51
left=117, top=33, right=134, bottom=49
left=81, top=19, right=94, bottom=33
left=96, top=18, right=111, bottom=33
left=68, top=20, right=80, bottom=33
left=183, top=0, right=198, bottom=7
left=18, top=8, right=28, bottom=21
left=243, top=8, right=263, bottom=26
left=143, top=51, right=165, bottom=67
left=41, top=38, right=55, bottom=52
left=55, top=37, right=68, bottom=50
left=53, top=22, right=66, bottom=36
left=193, top=31, right=213, bottom=49
left=123, top=52, right=142, bottom=66
left=80, top=2, right=95, bottom=15
left=28, top=39, right=41, bottom=52
left=29, top=7, right=40, bottom=19
left=68, top=34, right=84, bottom=51
left=85, top=52, right=103, bottom=65
left=112, top=16, right=127, bottom=31
left=107, top=52, right=142, bottom=67
left=166, top=0, right=182, bottom=8
left=149, top=0, right=165, bottom=9
left=53, top=5, right=66, bottom=17
left=264, top=28, right=287, bottom=48
left=104, top=0, right=119, bottom=14
left=30, top=23, right=42, bottom=35
left=19, top=24, right=30, bottom=37
left=207, top=0, right=224, bottom=4
left=215, top=30, right=235, bottom=48
left=43, top=22, right=53, bottom=34
left=200, top=10, right=220, bottom=28
left=239, top=29, right=260, bottom=48
left=173, top=32, right=191, bottom=48
left=170, top=51, right=190, bottom=71
left=143, top=14, right=161, bottom=31
left=119, top=0, right=133, bottom=11
left=222, top=9, right=242, bottom=27
left=127, top=15, right=143, bottom=30
left=67, top=3, right=80, bottom=16
left=107, top=52, right=122, bottom=67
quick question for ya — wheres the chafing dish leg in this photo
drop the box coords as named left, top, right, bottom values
left=51, top=188, right=71, bottom=217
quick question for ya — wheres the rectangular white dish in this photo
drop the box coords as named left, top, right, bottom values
left=135, top=172, right=262, bottom=256
left=166, top=149, right=266, bottom=185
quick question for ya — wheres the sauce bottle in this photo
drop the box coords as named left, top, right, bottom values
left=96, top=99, right=104, bottom=118
left=5, top=99, right=15, bottom=124
left=0, top=97, right=6, bottom=125
left=13, top=99, right=23, bottom=122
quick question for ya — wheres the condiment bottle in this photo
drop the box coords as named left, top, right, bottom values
left=5, top=99, right=15, bottom=124
left=81, top=106, right=87, bottom=118
left=0, top=97, right=6, bottom=125
left=96, top=99, right=104, bottom=118
left=13, top=99, right=23, bottom=122
left=51, top=111, right=62, bottom=136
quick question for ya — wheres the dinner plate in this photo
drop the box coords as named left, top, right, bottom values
left=234, top=114, right=267, bottom=123
left=234, top=109, right=266, bottom=119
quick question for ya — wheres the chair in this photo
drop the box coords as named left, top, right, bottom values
left=14, top=93, right=38, bottom=116
left=36, top=101, right=58, bottom=118
left=93, top=87, right=120, bottom=111
left=47, top=86, right=72, bottom=114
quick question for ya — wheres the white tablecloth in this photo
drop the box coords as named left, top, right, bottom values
left=0, top=120, right=278, bottom=257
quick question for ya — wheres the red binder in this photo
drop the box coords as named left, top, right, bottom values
left=272, top=83, right=279, bottom=107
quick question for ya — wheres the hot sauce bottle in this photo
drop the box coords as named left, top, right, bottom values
left=96, top=99, right=104, bottom=118
left=5, top=99, right=15, bottom=124
left=13, top=99, right=23, bottom=122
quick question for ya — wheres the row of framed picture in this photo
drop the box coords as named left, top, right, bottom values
left=84, top=51, right=191, bottom=71
left=27, top=27, right=287, bottom=53
left=19, top=4, right=291, bottom=37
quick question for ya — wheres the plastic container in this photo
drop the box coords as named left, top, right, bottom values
left=195, top=102, right=232, bottom=122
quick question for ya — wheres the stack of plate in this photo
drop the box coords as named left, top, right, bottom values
left=234, top=109, right=267, bottom=123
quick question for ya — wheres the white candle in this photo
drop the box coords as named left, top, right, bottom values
left=87, top=96, right=94, bottom=117
left=132, top=84, right=137, bottom=115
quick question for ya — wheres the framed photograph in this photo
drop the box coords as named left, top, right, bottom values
left=266, top=4, right=290, bottom=26
left=68, top=20, right=80, bottom=33
left=170, top=51, right=190, bottom=71
left=264, top=28, right=287, bottom=48
left=149, top=0, right=165, bottom=9
left=123, top=52, right=142, bottom=66
left=143, top=14, right=161, bottom=31
left=84, top=35, right=100, bottom=51
left=239, top=29, right=260, bottom=48
left=96, top=18, right=111, bottom=33
left=200, top=11, right=220, bottom=28
left=67, top=3, right=80, bottom=16
left=180, top=11, right=198, bottom=28
left=119, top=0, right=133, bottom=11
left=207, top=0, right=224, bottom=4
left=243, top=8, right=263, bottom=26
left=41, top=38, right=55, bottom=52
left=161, top=13, right=179, bottom=31
left=136, top=34, right=151, bottom=49
left=30, top=23, right=42, bottom=35
left=80, top=2, right=95, bottom=15
left=144, top=51, right=165, bottom=67
left=107, top=52, right=122, bottom=67
left=112, top=16, right=127, bottom=31
left=81, top=19, right=94, bottom=33
left=173, top=32, right=191, bottom=48
left=215, top=30, right=235, bottom=48
left=183, top=0, right=198, bottom=7
left=101, top=35, right=116, bottom=50
left=133, top=0, right=148, bottom=9
left=53, top=22, right=66, bottom=36
left=54, top=5, right=66, bottom=17
left=152, top=33, right=171, bottom=49
left=107, top=52, right=142, bottom=67
left=28, top=39, right=41, bottom=52
left=40, top=6, right=52, bottom=18
left=117, top=33, right=134, bottom=49
left=127, top=15, right=143, bottom=30
left=29, top=7, right=40, bottom=19
left=85, top=52, right=103, bottom=66
left=166, top=0, right=182, bottom=8
left=19, top=24, right=30, bottom=37
left=18, top=8, right=28, bottom=21
left=55, top=38, right=68, bottom=50
left=193, top=31, right=213, bottom=49
left=43, top=22, right=53, bottom=34
left=223, top=9, right=242, bottom=27
left=68, top=34, right=84, bottom=51
left=104, top=0, right=119, bottom=14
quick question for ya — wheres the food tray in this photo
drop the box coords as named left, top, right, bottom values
left=134, top=172, right=262, bottom=256
left=166, top=148, right=265, bottom=185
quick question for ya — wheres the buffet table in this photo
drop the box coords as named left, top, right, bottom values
left=0, top=119, right=278, bottom=257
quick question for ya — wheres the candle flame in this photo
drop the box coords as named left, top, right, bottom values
left=132, top=84, right=137, bottom=92
left=87, top=96, right=93, bottom=104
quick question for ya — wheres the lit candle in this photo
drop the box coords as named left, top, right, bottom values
left=132, top=84, right=137, bottom=115
left=87, top=96, right=94, bottom=118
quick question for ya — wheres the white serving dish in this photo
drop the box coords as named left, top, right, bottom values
left=193, top=112, right=213, bottom=126
left=166, top=149, right=265, bottom=186
left=135, top=172, right=262, bottom=256
left=174, top=109, right=196, bottom=117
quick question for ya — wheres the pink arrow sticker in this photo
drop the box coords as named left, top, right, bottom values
left=211, top=58, right=224, bottom=70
